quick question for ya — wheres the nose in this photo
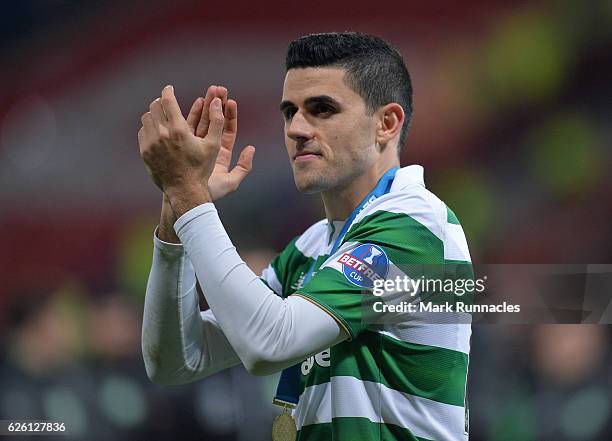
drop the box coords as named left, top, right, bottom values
left=286, top=111, right=314, bottom=143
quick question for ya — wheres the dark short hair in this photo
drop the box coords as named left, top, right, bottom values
left=285, top=32, right=413, bottom=152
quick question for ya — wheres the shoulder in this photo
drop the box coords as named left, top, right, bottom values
left=348, top=183, right=471, bottom=263
left=270, top=218, right=327, bottom=261
left=293, top=218, right=328, bottom=258
left=261, top=218, right=328, bottom=295
left=359, top=185, right=448, bottom=238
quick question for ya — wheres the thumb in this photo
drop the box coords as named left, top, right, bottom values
left=206, top=97, right=224, bottom=147
left=228, top=145, right=256, bottom=189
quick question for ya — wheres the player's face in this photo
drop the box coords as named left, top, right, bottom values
left=281, top=67, right=378, bottom=193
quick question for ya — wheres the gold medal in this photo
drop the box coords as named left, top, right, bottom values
left=271, top=407, right=297, bottom=441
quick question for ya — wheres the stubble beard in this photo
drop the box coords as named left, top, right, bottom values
left=293, top=168, right=335, bottom=194
left=293, top=160, right=362, bottom=195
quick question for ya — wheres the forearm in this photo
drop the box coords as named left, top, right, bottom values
left=141, top=232, right=239, bottom=385
left=174, top=203, right=348, bottom=376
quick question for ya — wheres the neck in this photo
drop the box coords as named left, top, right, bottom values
left=322, top=158, right=399, bottom=221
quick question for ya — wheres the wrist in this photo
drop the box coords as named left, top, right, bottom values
left=159, top=195, right=180, bottom=243
left=164, top=181, right=212, bottom=218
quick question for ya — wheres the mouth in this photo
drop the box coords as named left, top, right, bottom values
left=293, top=151, right=323, bottom=162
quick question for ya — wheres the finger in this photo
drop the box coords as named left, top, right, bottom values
left=228, top=145, right=255, bottom=188
left=196, top=85, right=217, bottom=137
left=139, top=113, right=154, bottom=158
left=186, top=97, right=204, bottom=133
left=141, top=112, right=155, bottom=138
left=206, top=97, right=225, bottom=146
left=138, top=126, right=147, bottom=148
left=149, top=98, right=166, bottom=127
left=221, top=99, right=238, bottom=148
left=160, top=85, right=184, bottom=125
left=216, top=86, right=228, bottom=107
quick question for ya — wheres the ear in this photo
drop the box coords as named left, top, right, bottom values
left=375, top=103, right=405, bottom=148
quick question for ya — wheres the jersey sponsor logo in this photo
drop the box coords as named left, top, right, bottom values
left=291, top=271, right=307, bottom=290
left=301, top=349, right=330, bottom=375
left=337, top=243, right=389, bottom=289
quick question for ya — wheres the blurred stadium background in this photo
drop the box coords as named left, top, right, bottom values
left=0, top=0, right=611, bottom=440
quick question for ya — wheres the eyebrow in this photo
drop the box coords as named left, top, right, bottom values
left=279, top=95, right=341, bottom=113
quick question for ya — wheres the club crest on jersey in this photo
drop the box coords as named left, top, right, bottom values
left=337, top=243, right=389, bottom=288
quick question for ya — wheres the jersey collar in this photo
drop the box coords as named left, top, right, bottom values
left=389, top=165, right=425, bottom=192
left=326, top=219, right=346, bottom=246
left=324, top=165, right=424, bottom=244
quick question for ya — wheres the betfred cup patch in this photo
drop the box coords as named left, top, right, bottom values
left=337, top=243, right=389, bottom=289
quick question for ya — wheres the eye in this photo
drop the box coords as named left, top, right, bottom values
left=282, top=107, right=297, bottom=120
left=312, top=103, right=335, bottom=117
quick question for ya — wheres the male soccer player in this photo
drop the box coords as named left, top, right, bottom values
left=140, top=32, right=472, bottom=441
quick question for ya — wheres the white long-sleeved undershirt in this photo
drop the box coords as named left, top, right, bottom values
left=141, top=203, right=348, bottom=384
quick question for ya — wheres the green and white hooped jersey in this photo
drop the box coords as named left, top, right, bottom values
left=261, top=165, right=472, bottom=441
